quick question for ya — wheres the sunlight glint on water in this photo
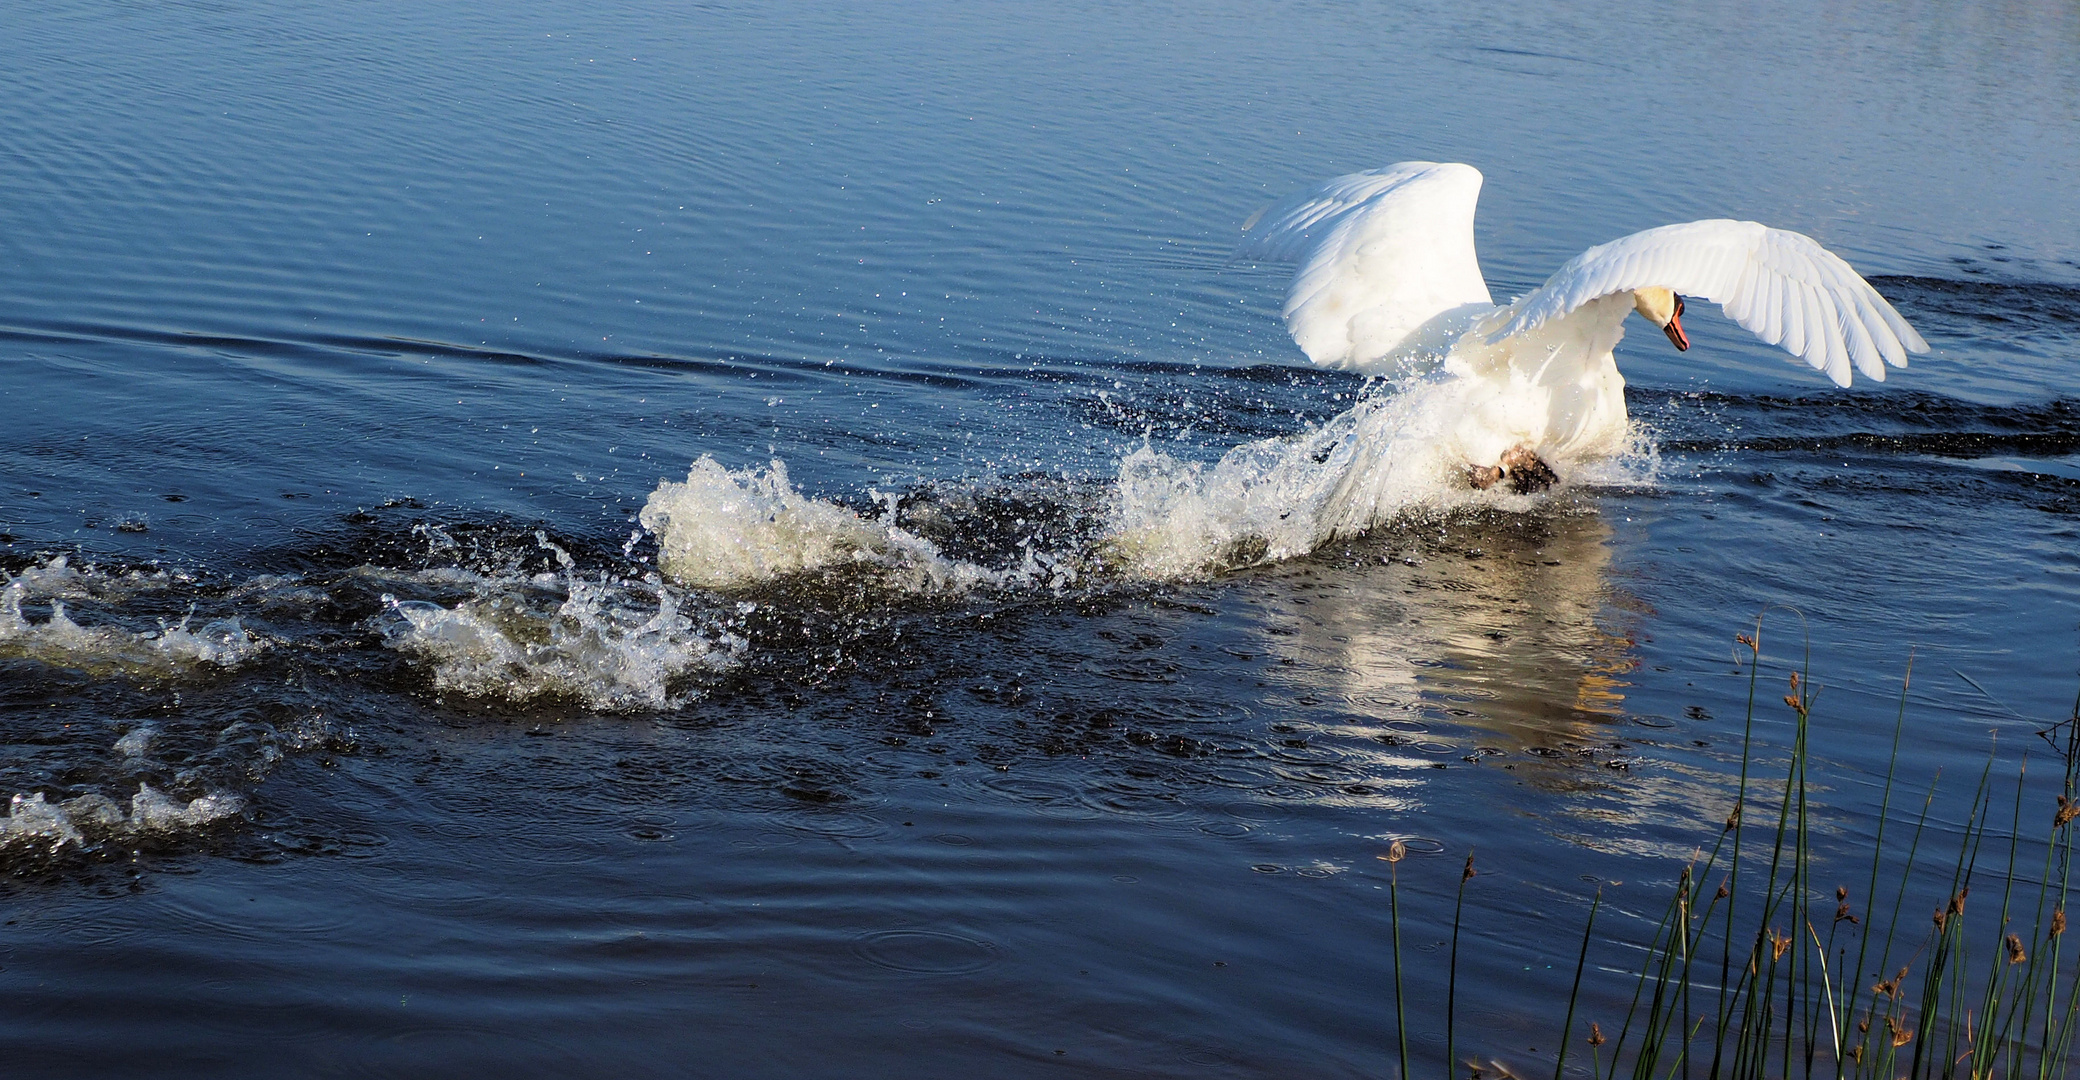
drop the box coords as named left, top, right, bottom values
left=0, top=0, right=2076, bottom=1075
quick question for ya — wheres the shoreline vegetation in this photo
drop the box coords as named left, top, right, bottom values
left=1397, top=615, right=2080, bottom=1080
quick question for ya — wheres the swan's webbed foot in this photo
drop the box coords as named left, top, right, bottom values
left=1468, top=446, right=1558, bottom=495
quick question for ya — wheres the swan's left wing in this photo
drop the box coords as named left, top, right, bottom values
left=1491, top=220, right=1929, bottom=386
left=1238, top=162, right=1494, bottom=373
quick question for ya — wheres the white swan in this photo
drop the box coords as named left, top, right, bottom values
left=1238, top=162, right=1930, bottom=491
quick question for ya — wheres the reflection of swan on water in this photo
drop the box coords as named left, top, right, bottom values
left=1237, top=162, right=1930, bottom=492
left=1244, top=513, right=1731, bottom=838
left=1250, top=510, right=1634, bottom=737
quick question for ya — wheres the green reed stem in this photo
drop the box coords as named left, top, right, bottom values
left=1557, top=886, right=1604, bottom=1080
left=1449, top=851, right=1474, bottom=1080
left=1392, top=856, right=1409, bottom=1080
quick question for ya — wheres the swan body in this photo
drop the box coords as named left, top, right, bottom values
left=1238, top=162, right=1930, bottom=485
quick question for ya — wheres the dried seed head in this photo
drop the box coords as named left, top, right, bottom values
left=1784, top=694, right=1802, bottom=711
left=1837, top=885, right=1848, bottom=902
left=1857, top=1019, right=1870, bottom=1035
left=1849, top=1045, right=1865, bottom=1064
left=1933, top=909, right=1948, bottom=930
left=2006, top=933, right=2028, bottom=965
left=1835, top=901, right=1858, bottom=925
left=1462, top=852, right=1476, bottom=882
left=2057, top=795, right=2079, bottom=829
left=1387, top=840, right=1407, bottom=864
left=2053, top=909, right=2067, bottom=937
left=1716, top=876, right=1731, bottom=900
left=1887, top=1016, right=1914, bottom=1048
left=1736, top=633, right=1757, bottom=649
left=1771, top=928, right=1792, bottom=962
left=1789, top=672, right=1801, bottom=692
left=1949, top=889, right=1968, bottom=915
left=1724, top=805, right=1742, bottom=831
left=1588, top=1022, right=1605, bottom=1048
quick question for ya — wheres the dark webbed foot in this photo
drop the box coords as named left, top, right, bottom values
left=1499, top=446, right=1557, bottom=494
left=1468, top=446, right=1559, bottom=494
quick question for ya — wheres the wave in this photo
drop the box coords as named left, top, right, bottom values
left=0, top=785, right=243, bottom=855
left=639, top=456, right=1085, bottom=594
left=639, top=376, right=1643, bottom=589
left=379, top=533, right=744, bottom=712
left=1, top=557, right=270, bottom=675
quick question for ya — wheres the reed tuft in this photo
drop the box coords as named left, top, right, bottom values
left=1379, top=616, right=2080, bottom=1080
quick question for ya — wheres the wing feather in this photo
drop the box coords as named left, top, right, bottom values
left=1238, top=162, right=1495, bottom=372
left=1779, top=281, right=1811, bottom=358
left=1492, top=219, right=1928, bottom=387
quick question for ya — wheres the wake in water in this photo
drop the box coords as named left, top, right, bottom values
left=380, top=532, right=744, bottom=713
left=0, top=374, right=1646, bottom=862
left=0, top=557, right=270, bottom=675
left=638, top=374, right=1648, bottom=589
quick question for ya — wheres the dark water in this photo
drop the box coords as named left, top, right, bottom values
left=3, top=1, right=2079, bottom=1075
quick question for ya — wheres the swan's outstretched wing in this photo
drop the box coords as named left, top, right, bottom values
left=1491, top=220, right=1929, bottom=386
left=1238, top=162, right=1493, bottom=373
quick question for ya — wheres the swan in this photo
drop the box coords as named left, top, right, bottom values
left=1236, top=162, right=1930, bottom=492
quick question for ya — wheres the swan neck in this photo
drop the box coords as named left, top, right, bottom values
left=1632, top=287, right=1677, bottom=327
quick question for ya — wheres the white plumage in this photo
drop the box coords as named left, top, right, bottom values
left=1237, top=162, right=1930, bottom=479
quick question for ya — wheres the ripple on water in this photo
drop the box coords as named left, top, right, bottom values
left=1195, top=820, right=1251, bottom=837
left=508, top=829, right=613, bottom=867
left=730, top=831, right=803, bottom=848
left=981, top=776, right=1087, bottom=816
left=1221, top=799, right=1288, bottom=823
left=1380, top=835, right=1447, bottom=856
left=153, top=889, right=364, bottom=947
left=1159, top=699, right=1251, bottom=722
left=1081, top=657, right=1182, bottom=684
left=778, top=811, right=887, bottom=840
left=1076, top=784, right=1188, bottom=820
left=853, top=929, right=1000, bottom=976
left=1277, top=763, right=1365, bottom=785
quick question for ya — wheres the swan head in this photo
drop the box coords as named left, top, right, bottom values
left=1632, top=287, right=1690, bottom=351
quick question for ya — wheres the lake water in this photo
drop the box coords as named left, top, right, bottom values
left=3, top=1, right=2078, bottom=1075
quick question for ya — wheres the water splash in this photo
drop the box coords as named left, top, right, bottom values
left=1104, top=376, right=1655, bottom=577
left=638, top=456, right=1061, bottom=594
left=0, top=785, right=244, bottom=854
left=0, top=557, right=269, bottom=674
left=380, top=533, right=744, bottom=712
left=638, top=379, right=1648, bottom=590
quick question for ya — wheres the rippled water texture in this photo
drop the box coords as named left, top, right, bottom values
left=3, top=0, right=2078, bottom=1075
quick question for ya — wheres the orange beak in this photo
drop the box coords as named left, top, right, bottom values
left=1662, top=293, right=1690, bottom=351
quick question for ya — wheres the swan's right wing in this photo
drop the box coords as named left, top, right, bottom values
left=1492, top=220, right=1929, bottom=386
left=1238, top=162, right=1494, bottom=373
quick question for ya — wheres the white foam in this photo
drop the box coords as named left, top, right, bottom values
left=0, top=785, right=244, bottom=853
left=639, top=456, right=1024, bottom=593
left=381, top=533, right=743, bottom=712
left=640, top=380, right=1651, bottom=593
left=1104, top=377, right=1655, bottom=578
left=1104, top=380, right=1473, bottom=577
left=128, top=783, right=243, bottom=832
left=0, top=562, right=269, bottom=674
